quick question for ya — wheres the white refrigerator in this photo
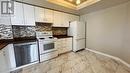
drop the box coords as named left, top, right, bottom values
left=68, top=21, right=86, bottom=52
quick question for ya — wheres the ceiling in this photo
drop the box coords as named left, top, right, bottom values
left=47, top=0, right=101, bottom=10
left=78, top=0, right=130, bottom=15
left=64, top=0, right=88, bottom=6
left=17, top=0, right=129, bottom=15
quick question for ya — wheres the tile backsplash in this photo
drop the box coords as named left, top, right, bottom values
left=0, top=23, right=68, bottom=40
left=52, top=27, right=68, bottom=36
left=36, top=22, right=52, bottom=32
left=12, top=25, right=36, bottom=38
left=0, top=24, right=13, bottom=39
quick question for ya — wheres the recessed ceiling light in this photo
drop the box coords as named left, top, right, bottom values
left=76, top=0, right=81, bottom=5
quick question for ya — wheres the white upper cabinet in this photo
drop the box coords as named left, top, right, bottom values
left=75, top=16, right=80, bottom=21
left=53, top=11, right=62, bottom=27
left=53, top=11, right=70, bottom=27
left=11, top=2, right=24, bottom=25
left=10, top=2, right=79, bottom=26
left=69, top=14, right=79, bottom=22
left=11, top=2, right=35, bottom=26
left=44, top=9, right=53, bottom=23
left=35, top=7, right=45, bottom=22
left=35, top=7, right=53, bottom=23
left=53, top=11, right=79, bottom=27
left=62, top=13, right=70, bottom=27
left=0, top=16, right=11, bottom=25
left=0, top=0, right=11, bottom=25
left=23, top=4, right=35, bottom=26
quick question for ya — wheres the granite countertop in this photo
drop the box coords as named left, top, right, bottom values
left=0, top=39, right=13, bottom=50
left=53, top=35, right=73, bottom=39
left=0, top=43, right=9, bottom=50
left=0, top=37, right=37, bottom=50
left=0, top=36, right=73, bottom=50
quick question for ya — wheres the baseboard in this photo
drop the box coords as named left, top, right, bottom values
left=85, top=48, right=130, bottom=68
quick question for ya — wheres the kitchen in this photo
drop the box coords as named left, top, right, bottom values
left=0, top=0, right=130, bottom=73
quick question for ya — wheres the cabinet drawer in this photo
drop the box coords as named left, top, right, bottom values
left=40, top=51, right=58, bottom=62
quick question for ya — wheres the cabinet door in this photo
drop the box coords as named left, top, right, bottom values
left=62, top=13, right=70, bottom=27
left=0, top=16, right=11, bottom=25
left=53, top=11, right=62, bottom=27
left=75, top=15, right=80, bottom=21
left=69, top=14, right=79, bottom=22
left=59, top=39, right=66, bottom=54
left=11, top=2, right=24, bottom=25
left=55, top=39, right=64, bottom=54
left=62, top=38, right=72, bottom=53
left=35, top=7, right=45, bottom=22
left=0, top=47, right=9, bottom=73
left=0, top=0, right=12, bottom=25
left=0, top=2, right=11, bottom=25
left=44, top=9, right=53, bottom=23
left=23, top=4, right=35, bottom=26
left=56, top=38, right=72, bottom=54
left=66, top=38, right=73, bottom=51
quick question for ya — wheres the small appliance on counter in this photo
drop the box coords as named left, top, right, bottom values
left=68, top=21, right=86, bottom=52
left=36, top=22, right=58, bottom=62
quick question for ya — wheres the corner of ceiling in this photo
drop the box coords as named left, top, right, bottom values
left=47, top=0, right=101, bottom=10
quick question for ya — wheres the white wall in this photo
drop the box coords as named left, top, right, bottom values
left=80, top=2, right=130, bottom=64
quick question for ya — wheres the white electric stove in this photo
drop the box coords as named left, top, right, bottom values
left=36, top=31, right=58, bottom=62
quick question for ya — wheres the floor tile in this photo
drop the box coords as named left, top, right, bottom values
left=15, top=50, right=130, bottom=73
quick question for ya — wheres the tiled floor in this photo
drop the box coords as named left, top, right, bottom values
left=20, top=50, right=130, bottom=73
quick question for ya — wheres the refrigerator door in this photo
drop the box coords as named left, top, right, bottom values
left=73, top=38, right=85, bottom=52
left=76, top=22, right=86, bottom=39
left=68, top=21, right=77, bottom=36
left=69, top=21, right=85, bottom=39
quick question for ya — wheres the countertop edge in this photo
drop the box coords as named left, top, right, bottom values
left=0, top=43, right=9, bottom=50
left=53, top=35, right=73, bottom=39
left=0, top=38, right=37, bottom=50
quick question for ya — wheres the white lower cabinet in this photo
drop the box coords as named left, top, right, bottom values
left=66, top=38, right=73, bottom=51
left=55, top=37, right=72, bottom=54
left=0, top=46, right=10, bottom=73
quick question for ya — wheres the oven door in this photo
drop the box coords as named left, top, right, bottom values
left=13, top=42, right=39, bottom=67
left=39, top=40, right=56, bottom=54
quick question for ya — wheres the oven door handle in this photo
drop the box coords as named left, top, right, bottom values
left=14, top=42, right=37, bottom=46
